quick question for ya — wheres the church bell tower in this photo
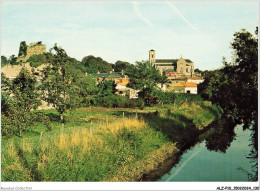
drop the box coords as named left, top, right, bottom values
left=149, top=49, right=155, bottom=67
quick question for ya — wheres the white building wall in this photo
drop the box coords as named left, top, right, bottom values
left=184, top=87, right=197, bottom=94
left=187, top=79, right=204, bottom=84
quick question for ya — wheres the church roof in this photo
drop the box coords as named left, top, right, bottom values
left=185, top=59, right=192, bottom=63
left=155, top=59, right=192, bottom=63
left=155, top=59, right=178, bottom=63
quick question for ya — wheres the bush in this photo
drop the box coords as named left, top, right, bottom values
left=153, top=90, right=176, bottom=105
left=27, top=55, right=38, bottom=63
left=27, top=54, right=48, bottom=67
left=175, top=93, right=203, bottom=104
left=136, top=98, right=145, bottom=110
left=1, top=92, right=10, bottom=115
left=98, top=95, right=133, bottom=108
left=1, top=114, right=16, bottom=136
left=92, top=95, right=140, bottom=108
left=30, top=62, right=42, bottom=68
left=32, top=112, right=52, bottom=131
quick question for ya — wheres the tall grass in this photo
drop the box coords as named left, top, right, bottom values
left=169, top=101, right=222, bottom=130
left=2, top=117, right=173, bottom=181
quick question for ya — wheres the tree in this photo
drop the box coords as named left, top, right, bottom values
left=114, top=60, right=132, bottom=72
left=1, top=68, right=41, bottom=136
left=9, top=55, right=18, bottom=65
left=194, top=68, right=203, bottom=75
left=81, top=55, right=112, bottom=73
left=40, top=44, right=90, bottom=130
left=229, top=28, right=258, bottom=126
left=199, top=28, right=258, bottom=127
left=1, top=55, right=8, bottom=67
left=79, top=77, right=98, bottom=106
left=18, top=41, right=28, bottom=57
left=125, top=60, right=167, bottom=105
left=97, top=80, right=116, bottom=97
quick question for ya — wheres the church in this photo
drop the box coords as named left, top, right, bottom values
left=149, top=49, right=194, bottom=76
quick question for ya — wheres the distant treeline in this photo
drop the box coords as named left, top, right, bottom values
left=1, top=52, right=133, bottom=74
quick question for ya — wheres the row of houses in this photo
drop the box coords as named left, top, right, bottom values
left=2, top=63, right=204, bottom=99
left=87, top=70, right=204, bottom=98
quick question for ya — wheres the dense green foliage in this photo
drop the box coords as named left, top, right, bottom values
left=1, top=92, right=10, bottom=115
left=9, top=55, right=19, bottom=65
left=198, top=28, right=257, bottom=127
left=97, top=80, right=116, bottom=97
left=18, top=41, right=28, bottom=57
left=82, top=55, right=112, bottom=74
left=26, top=53, right=55, bottom=67
left=39, top=45, right=93, bottom=126
left=174, top=93, right=203, bottom=104
left=113, top=60, right=132, bottom=72
left=1, top=68, right=41, bottom=136
left=27, top=55, right=46, bottom=64
left=1, top=55, right=8, bottom=67
left=126, top=61, right=167, bottom=105
left=194, top=68, right=203, bottom=75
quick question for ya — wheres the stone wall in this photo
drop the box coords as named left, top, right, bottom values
left=18, top=42, right=46, bottom=62
left=2, top=62, right=47, bottom=80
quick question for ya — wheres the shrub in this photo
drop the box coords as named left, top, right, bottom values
left=27, top=54, right=47, bottom=67
left=27, top=55, right=38, bottom=63
left=1, top=92, right=10, bottom=115
left=175, top=93, right=203, bottom=104
left=136, top=98, right=145, bottom=110
left=98, top=95, right=132, bottom=108
left=30, top=62, right=42, bottom=68
left=1, top=114, right=16, bottom=136
left=153, top=90, right=176, bottom=105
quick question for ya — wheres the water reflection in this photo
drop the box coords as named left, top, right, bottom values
left=158, top=120, right=256, bottom=181
left=205, top=120, right=236, bottom=153
left=139, top=110, right=257, bottom=181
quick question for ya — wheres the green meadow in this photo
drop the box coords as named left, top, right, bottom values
left=1, top=101, right=221, bottom=181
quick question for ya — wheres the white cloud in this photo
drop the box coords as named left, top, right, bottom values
left=132, top=2, right=154, bottom=28
left=166, top=1, right=200, bottom=33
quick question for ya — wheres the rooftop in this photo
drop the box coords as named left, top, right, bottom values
left=155, top=59, right=192, bottom=64
left=169, top=82, right=197, bottom=87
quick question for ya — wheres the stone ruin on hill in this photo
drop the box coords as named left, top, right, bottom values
left=18, top=41, right=46, bottom=62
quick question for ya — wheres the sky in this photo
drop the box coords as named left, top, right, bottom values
left=1, top=0, right=258, bottom=70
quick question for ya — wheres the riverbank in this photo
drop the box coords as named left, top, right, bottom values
left=1, top=101, right=222, bottom=181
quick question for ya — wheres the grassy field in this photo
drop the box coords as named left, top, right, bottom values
left=1, top=101, right=222, bottom=181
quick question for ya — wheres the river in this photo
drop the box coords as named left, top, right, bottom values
left=159, top=124, right=255, bottom=181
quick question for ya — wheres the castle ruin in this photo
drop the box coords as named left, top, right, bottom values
left=18, top=41, right=46, bottom=62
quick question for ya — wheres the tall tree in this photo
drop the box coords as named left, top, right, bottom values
left=18, top=41, right=28, bottom=57
left=125, top=60, right=167, bottom=105
left=199, top=28, right=258, bottom=127
left=40, top=44, right=91, bottom=130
